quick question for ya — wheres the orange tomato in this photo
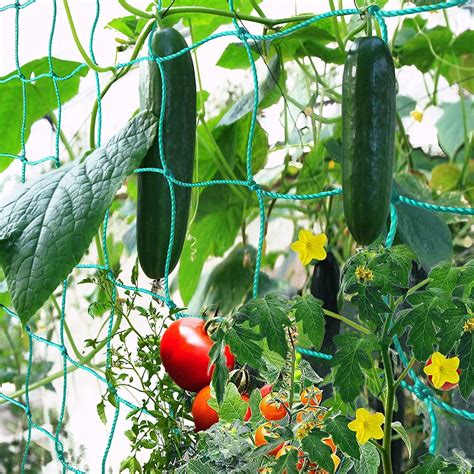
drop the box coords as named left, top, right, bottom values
left=259, top=394, right=289, bottom=421
left=300, top=386, right=323, bottom=406
left=322, top=436, right=337, bottom=454
left=254, top=422, right=284, bottom=456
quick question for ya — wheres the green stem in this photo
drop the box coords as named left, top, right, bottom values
left=95, top=232, right=105, bottom=267
left=250, top=0, right=266, bottom=18
left=63, top=0, right=115, bottom=73
left=288, top=329, right=297, bottom=410
left=89, top=18, right=155, bottom=149
left=394, top=356, right=416, bottom=389
left=328, top=0, right=344, bottom=50
left=0, top=313, right=121, bottom=405
left=323, top=308, right=371, bottom=335
left=381, top=345, right=395, bottom=474
left=1, top=321, right=22, bottom=376
left=48, top=112, right=75, bottom=162
left=286, top=95, right=341, bottom=124
left=393, top=277, right=431, bottom=310
left=396, top=113, right=413, bottom=170
left=118, top=0, right=149, bottom=18
left=458, top=89, right=472, bottom=187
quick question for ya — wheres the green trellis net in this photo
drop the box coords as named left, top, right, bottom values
left=0, top=0, right=473, bottom=472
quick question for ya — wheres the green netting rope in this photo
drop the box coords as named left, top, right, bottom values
left=0, top=0, right=472, bottom=471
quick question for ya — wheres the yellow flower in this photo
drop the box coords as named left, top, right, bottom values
left=463, top=318, right=474, bottom=333
left=290, top=230, right=327, bottom=266
left=410, top=110, right=424, bottom=123
left=348, top=408, right=384, bottom=444
left=355, top=265, right=374, bottom=283
left=423, top=352, right=460, bottom=389
left=328, top=160, right=335, bottom=170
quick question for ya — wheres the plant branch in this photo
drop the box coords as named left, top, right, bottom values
left=394, top=356, right=416, bottom=389
left=323, top=308, right=371, bottom=335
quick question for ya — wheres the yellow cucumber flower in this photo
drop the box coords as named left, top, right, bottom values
left=410, top=110, right=423, bottom=123
left=348, top=408, right=384, bottom=444
left=290, top=230, right=327, bottom=266
left=423, top=352, right=460, bottom=389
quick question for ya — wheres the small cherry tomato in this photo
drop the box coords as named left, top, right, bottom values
left=295, top=406, right=325, bottom=425
left=300, top=386, right=323, bottom=406
left=259, top=394, right=289, bottom=421
left=160, top=317, right=235, bottom=392
left=424, top=356, right=461, bottom=391
left=191, top=385, right=218, bottom=432
left=244, top=384, right=274, bottom=421
left=275, top=445, right=297, bottom=459
left=254, top=422, right=284, bottom=456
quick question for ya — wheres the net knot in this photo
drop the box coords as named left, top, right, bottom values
left=25, top=408, right=32, bottom=418
left=414, top=382, right=432, bottom=401
left=50, top=71, right=58, bottom=79
left=163, top=169, right=174, bottom=181
left=18, top=72, right=26, bottom=80
left=236, top=27, right=248, bottom=39
left=60, top=346, right=68, bottom=357
left=166, top=298, right=177, bottom=309
left=367, top=5, right=381, bottom=16
left=247, top=179, right=260, bottom=191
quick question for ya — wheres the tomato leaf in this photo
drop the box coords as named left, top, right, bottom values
left=225, top=325, right=265, bottom=371
left=459, top=332, right=474, bottom=401
left=428, top=263, right=461, bottom=294
left=331, top=333, right=378, bottom=402
left=209, top=328, right=230, bottom=405
left=0, top=111, right=157, bottom=325
left=293, top=294, right=325, bottom=350
left=435, top=303, right=467, bottom=355
left=272, top=448, right=299, bottom=474
left=216, top=383, right=248, bottom=423
left=324, top=415, right=360, bottom=460
left=300, top=429, right=334, bottom=472
left=353, top=443, right=380, bottom=474
left=243, top=292, right=292, bottom=358
left=350, top=286, right=390, bottom=330
left=406, top=454, right=447, bottom=473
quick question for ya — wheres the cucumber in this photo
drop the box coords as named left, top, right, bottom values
left=342, top=36, right=396, bottom=245
left=137, top=28, right=196, bottom=280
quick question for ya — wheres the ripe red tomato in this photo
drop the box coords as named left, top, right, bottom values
left=192, top=386, right=218, bottom=432
left=254, top=423, right=284, bottom=456
left=160, top=317, right=235, bottom=392
left=259, top=394, right=289, bottom=421
left=244, top=384, right=274, bottom=421
left=425, top=356, right=461, bottom=391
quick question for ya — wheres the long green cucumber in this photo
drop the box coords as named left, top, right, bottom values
left=137, top=27, right=196, bottom=280
left=342, top=36, right=396, bottom=245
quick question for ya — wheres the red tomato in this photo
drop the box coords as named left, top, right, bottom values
left=259, top=394, right=289, bottom=421
left=192, top=386, right=218, bottom=432
left=244, top=384, right=274, bottom=421
left=160, top=317, right=235, bottom=392
left=300, top=387, right=322, bottom=406
left=254, top=423, right=284, bottom=456
left=425, top=356, right=461, bottom=391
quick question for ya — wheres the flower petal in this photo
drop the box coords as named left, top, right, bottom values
left=311, top=233, right=327, bottom=246
left=431, top=352, right=445, bottom=366
left=368, top=425, right=384, bottom=440
left=311, top=247, right=327, bottom=261
left=444, top=370, right=460, bottom=385
left=300, top=250, right=313, bottom=266
left=423, top=364, right=437, bottom=376
left=290, top=241, right=306, bottom=252
left=431, top=372, right=445, bottom=389
left=355, top=408, right=370, bottom=422
left=372, top=412, right=385, bottom=425
left=444, top=356, right=460, bottom=371
left=356, top=427, right=370, bottom=444
left=348, top=419, right=363, bottom=432
left=299, top=229, right=313, bottom=243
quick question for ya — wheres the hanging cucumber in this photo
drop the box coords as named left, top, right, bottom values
left=137, top=28, right=196, bottom=280
left=303, top=252, right=341, bottom=384
left=342, top=36, right=396, bottom=245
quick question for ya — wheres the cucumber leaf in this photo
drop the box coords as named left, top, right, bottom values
left=0, top=111, right=158, bottom=325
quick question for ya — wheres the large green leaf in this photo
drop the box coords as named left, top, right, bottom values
left=324, top=415, right=360, bottom=460
left=354, top=443, right=380, bottom=474
left=0, top=57, right=88, bottom=171
left=0, top=111, right=157, bottom=325
left=292, top=294, right=325, bottom=350
left=394, top=21, right=453, bottom=72
left=162, top=0, right=256, bottom=41
left=394, top=182, right=452, bottom=271
left=244, top=292, right=291, bottom=358
left=178, top=186, right=246, bottom=304
left=218, top=55, right=281, bottom=127
left=436, top=99, right=474, bottom=159
left=459, top=332, right=474, bottom=401
left=301, top=429, right=334, bottom=472
left=331, top=333, right=378, bottom=402
left=407, top=454, right=447, bottom=473
left=225, top=325, right=265, bottom=371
